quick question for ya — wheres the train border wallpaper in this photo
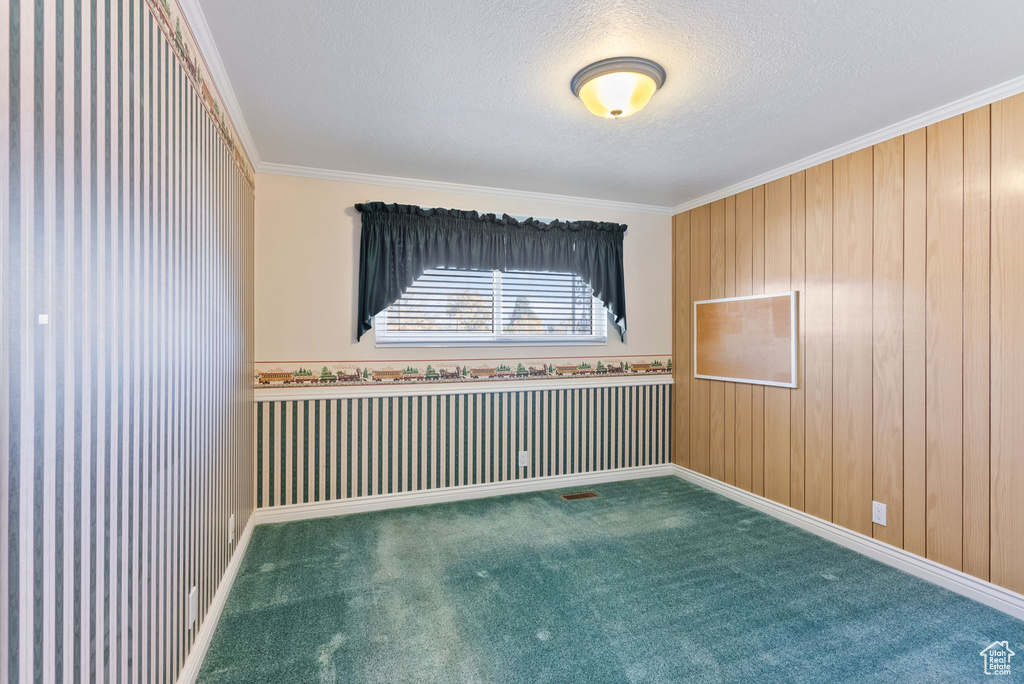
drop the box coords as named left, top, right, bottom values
left=254, top=356, right=673, bottom=389
left=146, top=0, right=255, bottom=187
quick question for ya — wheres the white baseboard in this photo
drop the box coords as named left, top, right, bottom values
left=252, top=464, right=674, bottom=524
left=176, top=517, right=256, bottom=684
left=671, top=464, right=1024, bottom=621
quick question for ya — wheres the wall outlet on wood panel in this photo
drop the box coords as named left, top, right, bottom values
left=229, top=514, right=235, bottom=544
left=518, top=451, right=529, bottom=468
left=188, top=586, right=198, bottom=630
left=872, top=501, right=887, bottom=526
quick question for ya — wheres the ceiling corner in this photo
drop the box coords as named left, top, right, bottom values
left=176, top=0, right=261, bottom=167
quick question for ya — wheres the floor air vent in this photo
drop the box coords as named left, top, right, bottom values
left=560, top=491, right=600, bottom=501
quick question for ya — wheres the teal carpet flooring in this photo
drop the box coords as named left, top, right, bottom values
left=198, top=477, right=1024, bottom=683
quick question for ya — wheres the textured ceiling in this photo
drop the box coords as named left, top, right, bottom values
left=199, top=0, right=1024, bottom=207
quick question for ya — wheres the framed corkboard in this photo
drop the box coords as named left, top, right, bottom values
left=693, top=292, right=798, bottom=388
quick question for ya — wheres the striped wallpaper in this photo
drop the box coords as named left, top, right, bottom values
left=255, top=383, right=672, bottom=508
left=2, top=1, right=254, bottom=683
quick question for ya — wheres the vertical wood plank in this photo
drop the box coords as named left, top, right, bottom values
left=672, top=212, right=691, bottom=468
left=925, top=115, right=964, bottom=571
left=832, top=149, right=874, bottom=535
left=804, top=161, right=833, bottom=521
left=670, top=92, right=1024, bottom=595
left=751, top=185, right=766, bottom=496
left=724, top=196, right=737, bottom=486
left=764, top=177, right=792, bottom=505
left=690, top=204, right=712, bottom=475
left=962, top=105, right=991, bottom=581
left=790, top=171, right=806, bottom=511
left=709, top=200, right=727, bottom=481
left=990, top=93, right=1024, bottom=593
left=872, top=137, right=905, bottom=547
left=903, top=128, right=928, bottom=556
left=734, top=190, right=754, bottom=491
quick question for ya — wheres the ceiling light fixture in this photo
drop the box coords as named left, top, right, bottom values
left=570, top=57, right=666, bottom=119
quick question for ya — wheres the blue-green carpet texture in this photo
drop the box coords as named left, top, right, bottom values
left=198, top=477, right=1024, bottom=683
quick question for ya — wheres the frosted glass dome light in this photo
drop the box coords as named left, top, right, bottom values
left=571, top=57, right=666, bottom=119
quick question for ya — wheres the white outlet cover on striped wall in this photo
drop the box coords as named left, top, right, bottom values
left=189, top=587, right=199, bottom=630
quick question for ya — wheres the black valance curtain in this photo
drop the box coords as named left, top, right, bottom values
left=355, top=202, right=628, bottom=340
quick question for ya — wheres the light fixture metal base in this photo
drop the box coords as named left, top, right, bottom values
left=570, top=56, right=666, bottom=97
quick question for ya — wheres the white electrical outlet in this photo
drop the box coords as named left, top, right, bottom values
left=229, top=514, right=235, bottom=544
left=872, top=501, right=887, bottom=526
left=517, top=451, right=529, bottom=468
left=188, top=586, right=198, bottom=630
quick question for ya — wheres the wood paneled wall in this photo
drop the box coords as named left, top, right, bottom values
left=672, top=95, right=1024, bottom=594
left=2, top=1, right=255, bottom=682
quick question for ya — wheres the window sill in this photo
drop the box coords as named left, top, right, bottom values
left=374, top=339, right=608, bottom=349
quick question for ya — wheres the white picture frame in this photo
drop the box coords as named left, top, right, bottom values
left=692, top=291, right=798, bottom=388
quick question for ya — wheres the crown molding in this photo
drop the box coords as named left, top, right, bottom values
left=671, top=72, right=1024, bottom=215
left=257, top=162, right=677, bottom=216
left=176, top=0, right=261, bottom=167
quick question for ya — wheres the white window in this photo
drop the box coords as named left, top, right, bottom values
left=375, top=268, right=607, bottom=346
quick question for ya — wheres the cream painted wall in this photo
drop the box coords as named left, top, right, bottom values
left=254, top=172, right=672, bottom=364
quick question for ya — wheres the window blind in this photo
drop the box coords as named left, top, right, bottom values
left=376, top=268, right=607, bottom=345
